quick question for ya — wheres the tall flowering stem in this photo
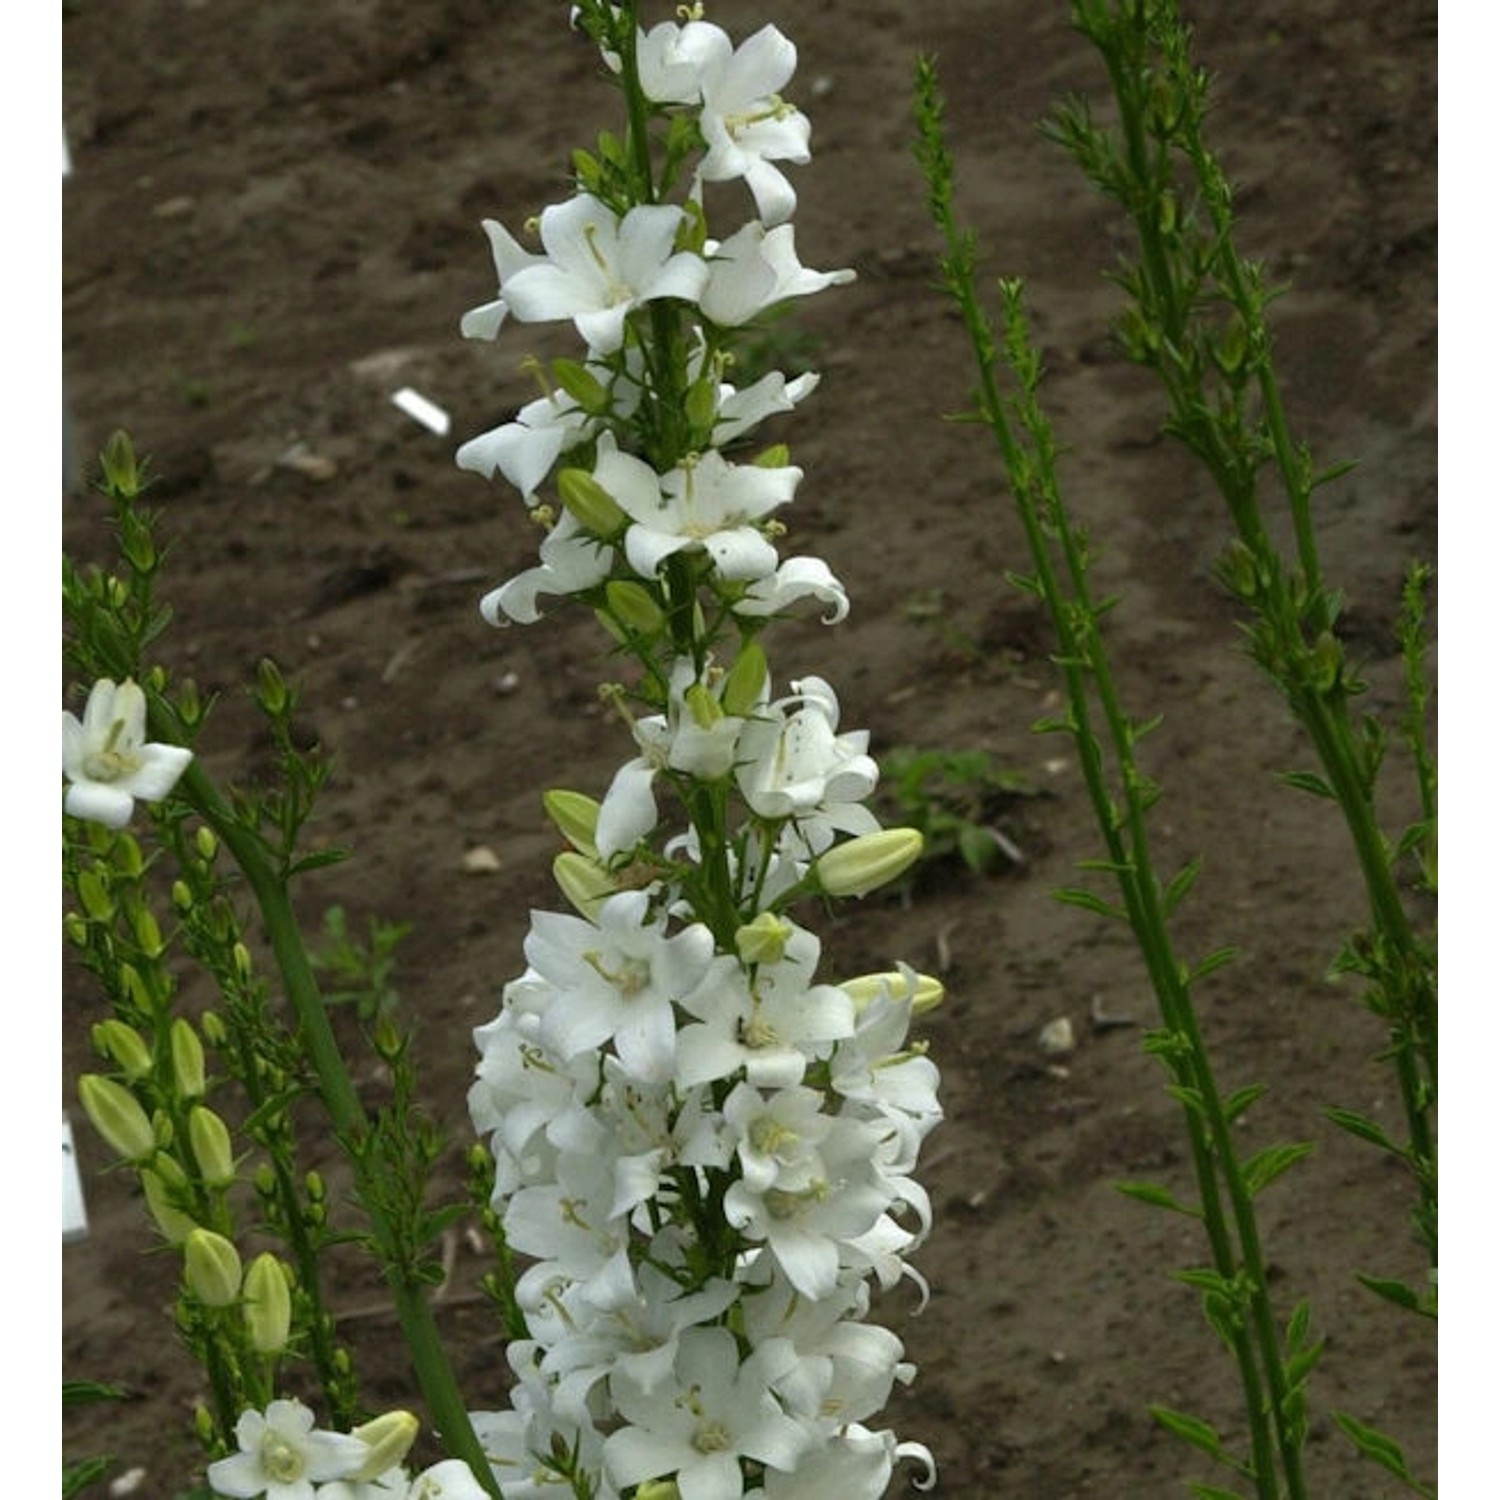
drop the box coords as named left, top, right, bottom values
left=916, top=56, right=1314, bottom=1500
left=457, top=4, right=939, bottom=1495
left=1047, top=0, right=1436, bottom=1289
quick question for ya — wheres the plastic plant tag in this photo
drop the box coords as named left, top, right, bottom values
left=63, top=1113, right=89, bottom=1243
left=391, top=387, right=451, bottom=436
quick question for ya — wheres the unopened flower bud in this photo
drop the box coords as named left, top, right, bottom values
left=684, top=376, right=719, bottom=435
left=684, top=682, right=723, bottom=731
left=557, top=467, right=625, bottom=537
left=232, top=942, right=254, bottom=983
left=172, top=879, right=194, bottom=913
left=255, top=657, right=289, bottom=716
left=99, top=430, right=143, bottom=496
left=76, top=868, right=113, bottom=922
left=79, top=1074, right=156, bottom=1164
left=735, top=912, right=793, bottom=967
left=133, top=905, right=164, bottom=959
left=112, top=834, right=145, bottom=879
left=351, top=1410, right=421, bottom=1481
left=63, top=912, right=89, bottom=947
left=551, top=357, right=609, bottom=415
left=195, top=824, right=219, bottom=862
left=242, top=1253, right=293, bottom=1356
left=193, top=1404, right=217, bottom=1447
left=721, top=641, right=768, bottom=717
left=92, top=1020, right=153, bottom=1082
left=542, top=789, right=601, bottom=856
left=184, top=1228, right=242, bottom=1308
left=171, top=1018, right=207, bottom=1099
left=604, top=580, right=665, bottom=635
left=553, top=851, right=614, bottom=920
left=814, top=828, right=923, bottom=898
left=188, top=1106, right=236, bottom=1188
left=141, top=1167, right=197, bottom=1245
left=840, top=966, right=946, bottom=1017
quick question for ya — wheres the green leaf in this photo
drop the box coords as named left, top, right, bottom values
left=1188, top=945, right=1240, bottom=982
left=1284, top=1299, right=1312, bottom=1351
left=1356, top=1274, right=1433, bottom=1318
left=1149, top=1405, right=1226, bottom=1461
left=1161, top=856, right=1202, bottom=914
left=62, top=1381, right=128, bottom=1408
left=1277, top=769, right=1335, bottom=798
left=1173, top=1267, right=1235, bottom=1297
left=1285, top=1338, right=1326, bottom=1391
left=1241, top=1140, right=1314, bottom=1196
left=1324, top=1106, right=1403, bottom=1158
left=1188, top=1486, right=1249, bottom=1500
left=287, top=847, right=352, bottom=876
left=1223, top=1083, right=1267, bottom=1122
left=64, top=1456, right=113, bottom=1500
left=1115, top=1180, right=1200, bottom=1216
left=1052, top=885, right=1126, bottom=920
left=1333, top=1412, right=1435, bottom=1495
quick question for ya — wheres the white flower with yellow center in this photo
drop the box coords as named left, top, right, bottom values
left=206, top=1399, right=366, bottom=1500
left=62, top=678, right=193, bottom=829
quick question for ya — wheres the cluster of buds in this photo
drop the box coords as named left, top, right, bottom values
left=461, top=4, right=940, bottom=1495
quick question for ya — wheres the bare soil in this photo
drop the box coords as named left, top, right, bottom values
left=61, top=0, right=1436, bottom=1495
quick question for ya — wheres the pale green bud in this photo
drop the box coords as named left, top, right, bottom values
left=735, top=912, right=793, bottom=967
left=133, top=906, right=165, bottom=959
left=188, top=1105, right=236, bottom=1188
left=92, top=1020, right=152, bottom=1082
left=184, top=1228, right=242, bottom=1308
left=557, top=467, right=625, bottom=536
left=684, top=376, right=718, bottom=435
left=141, top=1167, right=197, bottom=1245
left=195, top=824, right=219, bottom=862
left=551, top=358, right=609, bottom=415
left=553, top=851, right=615, bottom=920
left=542, top=789, right=601, bottom=857
left=171, top=879, right=193, bottom=913
left=112, top=835, right=145, bottom=879
left=99, top=429, right=143, bottom=495
left=255, top=657, right=289, bottom=716
left=76, top=868, right=113, bottom=922
left=814, top=828, right=924, bottom=898
left=350, top=1410, right=421, bottom=1481
left=171, top=1018, right=207, bottom=1099
left=79, top=1074, right=156, bottom=1164
left=720, top=641, right=767, bottom=717
left=63, top=912, right=89, bottom=947
left=840, top=966, right=946, bottom=1017
left=604, top=579, right=665, bottom=635
left=242, top=1253, right=293, bottom=1356
left=684, top=682, right=723, bottom=731
left=232, top=943, right=254, bottom=983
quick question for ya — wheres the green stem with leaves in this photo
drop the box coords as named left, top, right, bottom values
left=917, top=56, right=1314, bottom=1500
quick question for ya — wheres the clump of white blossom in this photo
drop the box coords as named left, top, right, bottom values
left=457, top=3, right=941, bottom=1497
left=68, top=4, right=944, bottom=1497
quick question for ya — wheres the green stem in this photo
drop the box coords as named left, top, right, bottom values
left=149, top=719, right=501, bottom=1497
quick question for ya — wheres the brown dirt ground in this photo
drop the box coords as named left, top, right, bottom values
left=61, top=0, right=1436, bottom=1495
